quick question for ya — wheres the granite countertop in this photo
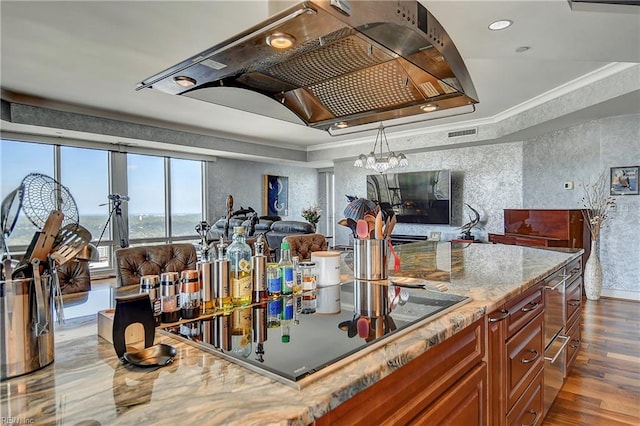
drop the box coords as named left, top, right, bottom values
left=1, top=242, right=582, bottom=425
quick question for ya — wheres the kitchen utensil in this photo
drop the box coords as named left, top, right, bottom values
left=20, top=173, right=79, bottom=230
left=1, top=186, right=23, bottom=279
left=356, top=219, right=369, bottom=240
left=123, top=343, right=177, bottom=367
left=385, top=214, right=397, bottom=238
left=374, top=211, right=384, bottom=240
left=343, top=198, right=376, bottom=221
left=30, top=210, right=64, bottom=264
left=49, top=224, right=92, bottom=266
left=10, top=208, right=63, bottom=280
left=388, top=240, right=401, bottom=272
left=388, top=276, right=448, bottom=292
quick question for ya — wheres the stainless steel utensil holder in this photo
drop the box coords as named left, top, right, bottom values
left=353, top=239, right=388, bottom=280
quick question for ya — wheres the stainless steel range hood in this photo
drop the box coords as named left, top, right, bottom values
left=136, top=0, right=478, bottom=134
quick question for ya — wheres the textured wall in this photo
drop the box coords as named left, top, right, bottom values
left=205, top=158, right=318, bottom=225
left=522, top=114, right=639, bottom=296
left=333, top=142, right=523, bottom=246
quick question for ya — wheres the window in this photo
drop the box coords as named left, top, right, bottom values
left=127, top=154, right=166, bottom=240
left=0, top=140, right=54, bottom=246
left=60, top=146, right=109, bottom=243
left=170, top=158, right=202, bottom=237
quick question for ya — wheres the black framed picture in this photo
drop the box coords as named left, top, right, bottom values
left=610, top=166, right=639, bottom=195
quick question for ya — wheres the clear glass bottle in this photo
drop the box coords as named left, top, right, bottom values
left=228, top=226, right=253, bottom=306
left=279, top=242, right=294, bottom=295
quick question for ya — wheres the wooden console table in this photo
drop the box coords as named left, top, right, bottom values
left=488, top=209, right=590, bottom=266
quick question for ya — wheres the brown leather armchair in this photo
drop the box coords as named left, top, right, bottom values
left=283, top=233, right=328, bottom=260
left=115, top=243, right=198, bottom=289
left=57, top=260, right=91, bottom=294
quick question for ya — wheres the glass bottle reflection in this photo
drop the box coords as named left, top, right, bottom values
left=230, top=308, right=252, bottom=358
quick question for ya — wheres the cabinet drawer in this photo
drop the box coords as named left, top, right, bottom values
left=565, top=275, right=582, bottom=328
left=506, top=368, right=544, bottom=426
left=506, top=312, right=544, bottom=409
left=409, top=362, right=487, bottom=426
left=565, top=257, right=582, bottom=278
left=507, top=284, right=544, bottom=338
left=565, top=316, right=581, bottom=377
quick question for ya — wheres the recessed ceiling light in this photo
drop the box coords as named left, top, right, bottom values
left=266, top=32, right=296, bottom=49
left=488, top=20, right=513, bottom=31
left=335, top=121, right=349, bottom=129
left=173, top=76, right=196, bottom=87
left=515, top=46, right=531, bottom=53
left=420, top=104, right=439, bottom=112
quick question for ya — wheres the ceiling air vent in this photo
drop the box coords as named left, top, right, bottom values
left=448, top=128, right=477, bottom=138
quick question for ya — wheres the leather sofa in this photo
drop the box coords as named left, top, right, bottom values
left=283, top=233, right=328, bottom=260
left=266, top=221, right=316, bottom=259
left=115, top=243, right=198, bottom=290
left=207, top=217, right=276, bottom=242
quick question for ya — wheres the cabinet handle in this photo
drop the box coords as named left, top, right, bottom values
left=521, top=409, right=539, bottom=426
left=520, top=349, right=539, bottom=364
left=521, top=301, right=539, bottom=312
left=488, top=309, right=509, bottom=322
left=544, top=335, right=570, bottom=364
left=568, top=299, right=581, bottom=307
left=570, top=339, right=581, bottom=349
left=546, top=275, right=569, bottom=291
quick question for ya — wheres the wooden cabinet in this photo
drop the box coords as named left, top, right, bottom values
left=316, top=318, right=486, bottom=426
left=487, top=282, right=545, bottom=426
left=488, top=209, right=590, bottom=268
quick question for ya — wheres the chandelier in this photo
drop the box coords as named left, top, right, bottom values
left=353, top=123, right=408, bottom=173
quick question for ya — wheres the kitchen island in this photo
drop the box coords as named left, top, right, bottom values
left=1, top=241, right=582, bottom=425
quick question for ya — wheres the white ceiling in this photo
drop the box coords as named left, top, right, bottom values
left=1, top=0, right=639, bottom=161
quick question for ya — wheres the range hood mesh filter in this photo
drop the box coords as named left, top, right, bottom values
left=264, top=33, right=391, bottom=88
left=310, top=61, right=418, bottom=116
left=243, top=27, right=356, bottom=76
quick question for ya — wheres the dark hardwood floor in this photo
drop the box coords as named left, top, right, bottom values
left=543, top=297, right=640, bottom=426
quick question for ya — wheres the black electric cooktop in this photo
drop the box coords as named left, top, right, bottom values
left=161, top=280, right=469, bottom=388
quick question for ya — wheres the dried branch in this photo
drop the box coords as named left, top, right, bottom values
left=580, top=171, right=616, bottom=241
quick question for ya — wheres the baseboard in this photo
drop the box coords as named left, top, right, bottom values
left=601, top=288, right=640, bottom=302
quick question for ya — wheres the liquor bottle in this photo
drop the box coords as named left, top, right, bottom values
left=279, top=242, right=294, bottom=295
left=252, top=234, right=268, bottom=303
left=228, top=226, right=253, bottom=306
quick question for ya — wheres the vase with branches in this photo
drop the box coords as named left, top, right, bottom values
left=580, top=171, right=616, bottom=300
left=301, top=205, right=321, bottom=231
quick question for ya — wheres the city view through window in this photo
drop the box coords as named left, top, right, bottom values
left=1, top=139, right=203, bottom=270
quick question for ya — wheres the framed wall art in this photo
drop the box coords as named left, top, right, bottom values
left=610, top=166, right=639, bottom=195
left=264, top=175, right=289, bottom=216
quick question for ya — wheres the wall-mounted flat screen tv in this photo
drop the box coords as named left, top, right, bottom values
left=367, top=170, right=451, bottom=224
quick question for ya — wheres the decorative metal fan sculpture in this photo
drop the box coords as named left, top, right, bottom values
left=20, top=173, right=79, bottom=230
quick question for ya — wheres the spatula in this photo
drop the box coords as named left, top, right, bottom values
left=50, top=224, right=92, bottom=266
left=356, top=219, right=369, bottom=239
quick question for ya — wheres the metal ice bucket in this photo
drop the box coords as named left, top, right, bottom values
left=1, top=276, right=55, bottom=380
left=353, top=239, right=388, bottom=280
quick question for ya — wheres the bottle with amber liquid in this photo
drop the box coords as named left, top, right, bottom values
left=228, top=226, right=253, bottom=306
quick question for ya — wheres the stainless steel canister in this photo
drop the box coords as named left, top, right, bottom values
left=140, top=275, right=161, bottom=325
left=198, top=261, right=214, bottom=314
left=213, top=257, right=231, bottom=309
left=1, top=276, right=54, bottom=380
left=353, top=239, right=389, bottom=280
